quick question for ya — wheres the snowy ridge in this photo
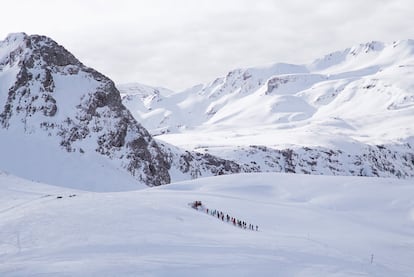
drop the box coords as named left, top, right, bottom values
left=120, top=39, right=414, bottom=179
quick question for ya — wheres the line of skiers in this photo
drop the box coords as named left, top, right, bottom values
left=190, top=201, right=259, bottom=231
left=206, top=207, right=258, bottom=231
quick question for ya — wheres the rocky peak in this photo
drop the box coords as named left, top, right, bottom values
left=0, top=33, right=171, bottom=187
left=0, top=33, right=80, bottom=67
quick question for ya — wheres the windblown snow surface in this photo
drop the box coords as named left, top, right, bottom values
left=1, top=171, right=413, bottom=276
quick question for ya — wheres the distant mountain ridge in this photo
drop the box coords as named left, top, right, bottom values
left=120, top=39, right=414, bottom=138
left=119, top=39, right=414, bottom=178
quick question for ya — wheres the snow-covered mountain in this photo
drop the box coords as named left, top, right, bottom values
left=1, top=35, right=413, bottom=276
left=121, top=41, right=414, bottom=136
left=120, top=40, right=414, bottom=178
left=0, top=33, right=242, bottom=190
left=1, top=33, right=413, bottom=189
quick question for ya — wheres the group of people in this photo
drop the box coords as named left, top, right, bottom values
left=191, top=201, right=258, bottom=231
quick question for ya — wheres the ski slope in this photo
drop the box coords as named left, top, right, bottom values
left=1, top=171, right=413, bottom=276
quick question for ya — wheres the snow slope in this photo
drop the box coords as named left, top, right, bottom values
left=0, top=132, right=147, bottom=192
left=1, top=171, right=413, bottom=276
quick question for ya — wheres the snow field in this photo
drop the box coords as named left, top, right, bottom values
left=1, top=172, right=413, bottom=276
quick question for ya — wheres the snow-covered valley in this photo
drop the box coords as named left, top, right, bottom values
left=1, top=171, right=413, bottom=276
left=1, top=32, right=414, bottom=276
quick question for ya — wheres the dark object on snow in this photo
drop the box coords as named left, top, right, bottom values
left=69, top=194, right=77, bottom=197
left=191, top=201, right=203, bottom=209
left=57, top=196, right=63, bottom=199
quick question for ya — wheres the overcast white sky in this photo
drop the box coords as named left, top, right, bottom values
left=1, top=0, right=413, bottom=90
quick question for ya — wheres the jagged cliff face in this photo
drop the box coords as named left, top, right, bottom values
left=0, top=33, right=170, bottom=187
